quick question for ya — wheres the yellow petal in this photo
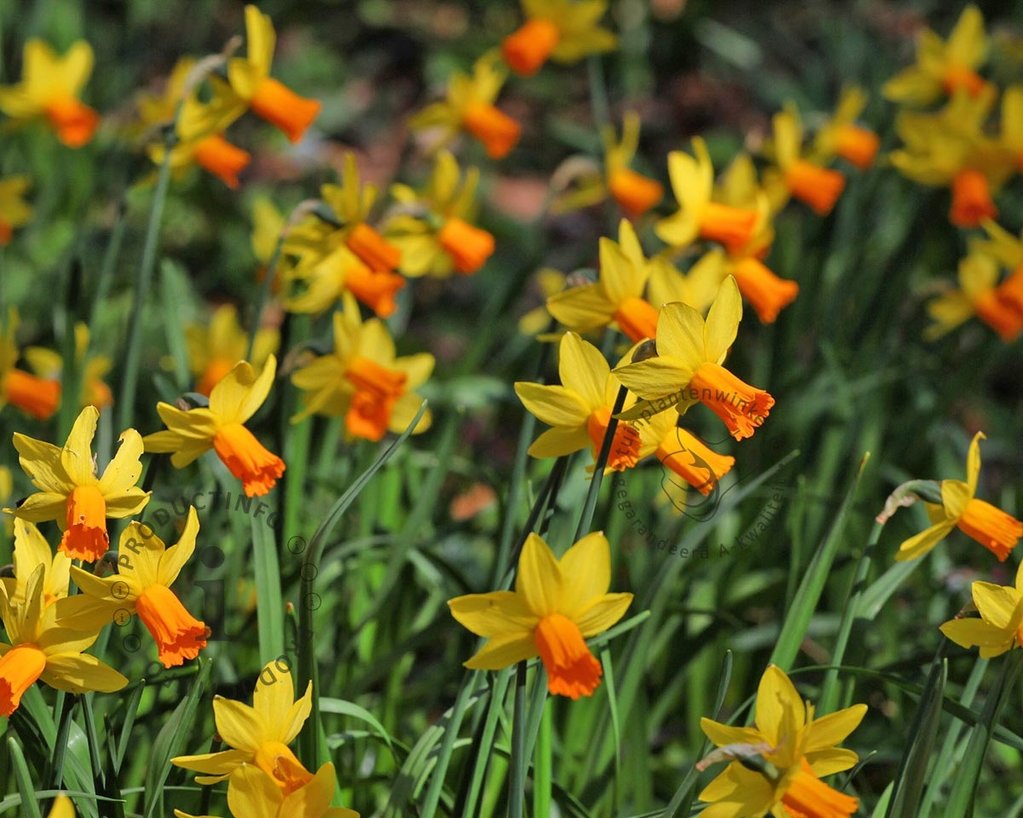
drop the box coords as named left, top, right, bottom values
left=703, top=276, right=742, bottom=365
left=527, top=427, right=590, bottom=458
left=699, top=717, right=763, bottom=748
left=172, top=748, right=252, bottom=774
left=599, top=237, right=643, bottom=305
left=895, top=520, right=956, bottom=561
left=939, top=617, right=1014, bottom=657
left=279, top=681, right=313, bottom=745
left=13, top=433, right=71, bottom=494
left=212, top=697, right=267, bottom=752
left=657, top=301, right=705, bottom=361
left=965, top=431, right=984, bottom=495
left=118, top=522, right=165, bottom=590
left=10, top=491, right=68, bottom=522
left=47, top=795, right=75, bottom=818
left=546, top=284, right=615, bottom=331
left=97, top=429, right=147, bottom=497
left=613, top=357, right=695, bottom=401
left=557, top=332, right=608, bottom=410
left=208, top=355, right=277, bottom=424
left=280, top=762, right=340, bottom=818
left=947, top=5, right=986, bottom=68
left=806, top=747, right=860, bottom=777
left=448, top=590, right=537, bottom=637
left=157, top=506, right=200, bottom=586
left=573, top=593, right=633, bottom=638
left=515, top=533, right=563, bottom=617
left=754, top=665, right=803, bottom=748
left=40, top=653, right=128, bottom=693
left=556, top=531, right=611, bottom=615
left=804, top=703, right=867, bottom=752
left=61, top=407, right=100, bottom=485
left=225, top=764, right=281, bottom=818
left=941, top=479, right=972, bottom=520
left=972, top=581, right=1022, bottom=630
left=514, top=382, right=591, bottom=428
left=464, top=634, right=537, bottom=671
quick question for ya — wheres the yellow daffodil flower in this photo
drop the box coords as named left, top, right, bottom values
left=552, top=113, right=663, bottom=219
left=449, top=531, right=632, bottom=699
left=763, top=106, right=845, bottom=216
left=385, top=151, right=494, bottom=277
left=883, top=5, right=988, bottom=107
left=635, top=410, right=734, bottom=496
left=0, top=563, right=127, bottom=716
left=501, top=0, right=616, bottom=76
left=656, top=138, right=758, bottom=252
left=0, top=310, right=61, bottom=420
left=172, top=659, right=315, bottom=794
left=941, top=562, right=1023, bottom=658
left=284, top=155, right=404, bottom=315
left=174, top=761, right=358, bottom=818
left=410, top=52, right=521, bottom=159
left=135, top=57, right=196, bottom=134
left=68, top=510, right=207, bottom=668
left=228, top=5, right=321, bottom=143
left=0, top=177, right=32, bottom=245
left=614, top=276, right=774, bottom=441
left=186, top=304, right=279, bottom=396
left=894, top=431, right=1022, bottom=561
left=515, top=331, right=641, bottom=471
left=149, top=79, right=251, bottom=189
left=926, top=250, right=1023, bottom=341
left=24, top=323, right=114, bottom=410
left=812, top=87, right=880, bottom=170
left=9, top=406, right=149, bottom=562
left=999, top=85, right=1023, bottom=170
left=546, top=220, right=663, bottom=342
left=698, top=665, right=865, bottom=818
left=0, top=39, right=99, bottom=147
left=143, top=356, right=285, bottom=497
left=290, top=295, right=432, bottom=440
left=889, top=87, right=1015, bottom=227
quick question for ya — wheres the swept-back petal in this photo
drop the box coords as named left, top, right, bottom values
left=573, top=593, right=633, bottom=637
left=804, top=703, right=867, bottom=752
left=972, top=581, right=1021, bottom=630
left=515, top=533, right=562, bottom=617
left=60, top=407, right=100, bottom=486
left=98, top=429, right=146, bottom=497
left=514, top=382, right=591, bottom=427
left=40, top=653, right=127, bottom=693
left=209, top=355, right=277, bottom=424
left=464, top=634, right=537, bottom=670
left=556, top=532, right=611, bottom=614
left=558, top=332, right=608, bottom=409
left=703, top=276, right=742, bottom=364
left=213, top=697, right=267, bottom=752
left=754, top=665, right=804, bottom=747
left=448, top=590, right=538, bottom=637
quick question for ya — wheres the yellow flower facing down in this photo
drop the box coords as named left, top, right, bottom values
left=386, top=151, right=494, bottom=277
left=546, top=220, right=663, bottom=343
left=0, top=176, right=32, bottom=245
left=25, top=323, right=114, bottom=410
left=0, top=39, right=99, bottom=147
left=449, top=531, right=632, bottom=699
left=812, top=86, right=880, bottom=170
left=68, top=510, right=207, bottom=668
left=698, top=665, right=866, bottom=818
left=172, top=659, right=316, bottom=794
left=410, top=52, right=521, bottom=160
left=0, top=563, right=127, bottom=717
left=657, top=138, right=758, bottom=252
left=9, top=406, right=150, bottom=562
left=143, top=356, right=285, bottom=497
left=229, top=5, right=322, bottom=143
left=515, top=331, right=642, bottom=471
left=290, top=295, right=433, bottom=441
left=941, top=562, right=1023, bottom=659
left=883, top=5, right=989, bottom=107
left=186, top=304, right=280, bottom=396
left=764, top=106, right=845, bottom=216
left=0, top=310, right=61, bottom=421
left=174, top=761, right=358, bottom=818
left=894, top=432, right=1023, bottom=562
left=614, top=276, right=774, bottom=441
left=926, top=250, right=1023, bottom=342
left=501, top=0, right=616, bottom=76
